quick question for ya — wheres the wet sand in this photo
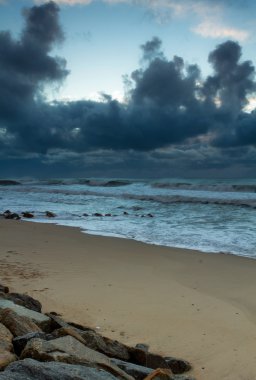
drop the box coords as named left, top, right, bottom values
left=0, top=219, right=256, bottom=379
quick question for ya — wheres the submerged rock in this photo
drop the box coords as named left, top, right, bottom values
left=45, top=211, right=56, bottom=218
left=21, top=212, right=34, bottom=218
left=0, top=358, right=119, bottom=379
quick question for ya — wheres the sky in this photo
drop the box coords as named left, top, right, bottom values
left=0, top=0, right=256, bottom=178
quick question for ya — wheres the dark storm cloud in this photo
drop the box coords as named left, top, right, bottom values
left=1, top=2, right=256, bottom=177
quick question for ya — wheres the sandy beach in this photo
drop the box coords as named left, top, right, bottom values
left=0, top=219, right=256, bottom=380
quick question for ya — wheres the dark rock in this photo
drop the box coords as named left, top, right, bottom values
left=6, top=293, right=42, bottom=313
left=45, top=211, right=56, bottom=218
left=105, top=214, right=112, bottom=217
left=21, top=212, right=34, bottom=218
left=123, top=212, right=129, bottom=215
left=164, top=357, right=191, bottom=374
left=83, top=213, right=89, bottom=217
left=20, top=336, right=133, bottom=379
left=129, top=348, right=168, bottom=369
left=129, top=349, right=192, bottom=375
left=12, top=332, right=51, bottom=357
left=93, top=213, right=103, bottom=217
left=0, top=286, right=9, bottom=294
left=111, top=358, right=152, bottom=380
left=80, top=330, right=130, bottom=361
left=135, top=344, right=149, bottom=352
left=147, top=214, right=154, bottom=218
left=3, top=212, right=20, bottom=220
left=0, top=358, right=119, bottom=379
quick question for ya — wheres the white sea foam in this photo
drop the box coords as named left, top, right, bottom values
left=1, top=178, right=256, bottom=258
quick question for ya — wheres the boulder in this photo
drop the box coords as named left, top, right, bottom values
left=0, top=322, right=13, bottom=352
left=164, top=357, right=191, bottom=374
left=20, top=336, right=133, bottom=379
left=6, top=293, right=42, bottom=313
left=3, top=212, right=20, bottom=220
left=80, top=330, right=130, bottom=361
left=129, top=348, right=168, bottom=369
left=21, top=212, right=34, bottom=218
left=0, top=309, right=42, bottom=337
left=12, top=332, right=52, bottom=357
left=129, top=349, right=192, bottom=375
left=0, top=300, right=50, bottom=331
left=0, top=358, right=119, bottom=379
left=0, top=352, right=16, bottom=370
left=45, top=211, right=56, bottom=218
left=111, top=358, right=152, bottom=380
left=143, top=369, right=173, bottom=379
left=93, top=213, right=103, bottom=217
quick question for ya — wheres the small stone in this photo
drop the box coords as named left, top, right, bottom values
left=45, top=211, right=56, bottom=218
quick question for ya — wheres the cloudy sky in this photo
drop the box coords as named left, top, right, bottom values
left=1, top=0, right=256, bottom=178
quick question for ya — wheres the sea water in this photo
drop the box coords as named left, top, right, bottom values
left=1, top=178, right=256, bottom=258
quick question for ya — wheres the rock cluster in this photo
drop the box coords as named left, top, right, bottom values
left=0, top=284, right=195, bottom=379
left=1, top=209, right=155, bottom=220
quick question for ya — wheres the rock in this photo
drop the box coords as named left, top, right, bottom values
left=129, top=349, right=192, bottom=375
left=123, top=212, right=129, bottom=215
left=164, top=357, right=191, bottom=374
left=6, top=293, right=42, bottom=313
left=129, top=348, right=168, bottom=369
left=12, top=332, right=52, bottom=357
left=147, top=214, right=154, bottom=218
left=21, top=336, right=133, bottom=379
left=21, top=212, right=34, bottom=218
left=83, top=213, right=89, bottom=217
left=45, top=211, right=56, bottom=218
left=143, top=369, right=173, bottom=379
left=111, top=358, right=152, bottom=380
left=0, top=351, right=16, bottom=370
left=93, top=213, right=103, bottom=217
left=0, top=286, right=9, bottom=294
left=0, top=309, right=42, bottom=337
left=79, top=330, right=130, bottom=361
left=135, top=344, right=149, bottom=352
left=0, top=358, right=120, bottom=379
left=105, top=214, right=112, bottom=217
left=3, top=212, right=20, bottom=220
left=52, top=327, right=88, bottom=345
left=0, top=322, right=13, bottom=352
left=0, top=300, right=50, bottom=331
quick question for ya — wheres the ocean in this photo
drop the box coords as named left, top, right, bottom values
left=1, top=178, right=256, bottom=258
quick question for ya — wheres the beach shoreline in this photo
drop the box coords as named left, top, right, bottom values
left=0, top=219, right=256, bottom=379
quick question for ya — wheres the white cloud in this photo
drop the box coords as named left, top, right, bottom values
left=193, top=20, right=249, bottom=41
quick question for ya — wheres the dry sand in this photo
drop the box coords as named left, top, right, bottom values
left=0, top=219, right=256, bottom=380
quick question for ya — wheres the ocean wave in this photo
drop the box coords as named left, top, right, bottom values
left=124, top=194, right=256, bottom=208
left=152, top=182, right=256, bottom=193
